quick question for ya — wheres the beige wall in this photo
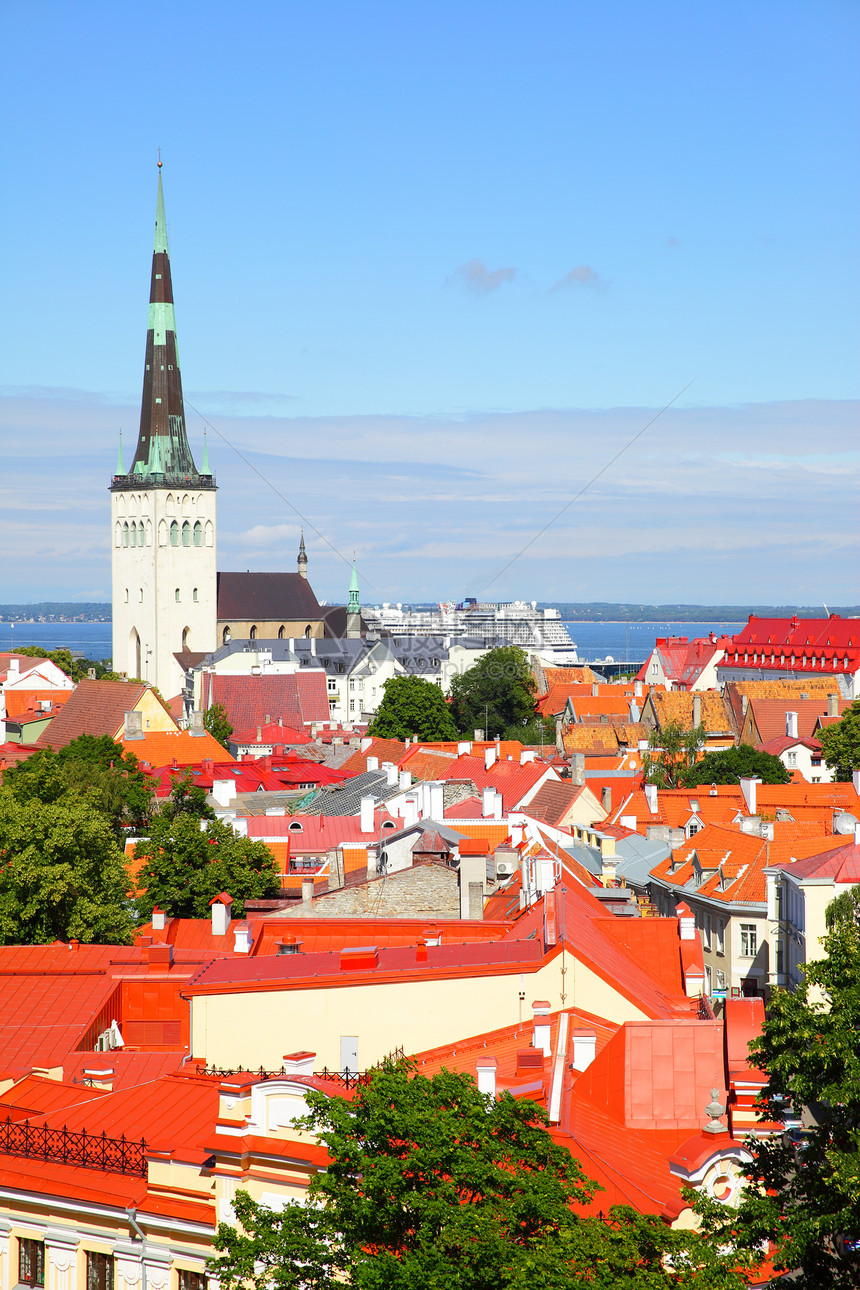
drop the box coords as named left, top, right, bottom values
left=190, top=953, right=649, bottom=1071
left=219, top=619, right=325, bottom=641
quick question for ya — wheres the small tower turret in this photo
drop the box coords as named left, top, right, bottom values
left=347, top=560, right=361, bottom=640
left=297, top=529, right=308, bottom=580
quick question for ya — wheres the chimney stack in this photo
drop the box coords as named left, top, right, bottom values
left=785, top=711, right=798, bottom=739
left=210, top=893, right=233, bottom=936
left=570, top=753, right=585, bottom=787
left=644, top=782, right=658, bottom=815
left=124, top=710, right=144, bottom=740
left=740, top=776, right=760, bottom=815
left=301, top=877, right=315, bottom=904
left=532, top=1000, right=552, bottom=1056
left=233, top=922, right=252, bottom=954
left=189, top=709, right=205, bottom=737
left=827, top=692, right=839, bottom=718
left=476, top=1057, right=497, bottom=1098
left=692, top=694, right=702, bottom=727
left=360, top=795, right=376, bottom=834
left=485, top=746, right=497, bottom=770
left=571, top=1030, right=597, bottom=1071
left=151, top=907, right=166, bottom=932
left=601, top=785, right=611, bottom=813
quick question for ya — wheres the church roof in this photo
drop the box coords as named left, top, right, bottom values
left=216, top=572, right=325, bottom=622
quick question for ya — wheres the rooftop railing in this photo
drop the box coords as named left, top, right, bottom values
left=0, top=1117, right=147, bottom=1176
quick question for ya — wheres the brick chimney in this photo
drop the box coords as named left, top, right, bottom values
left=827, top=692, right=839, bottom=718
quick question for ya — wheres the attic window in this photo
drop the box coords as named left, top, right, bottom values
left=289, top=821, right=304, bottom=832
left=381, top=820, right=396, bottom=830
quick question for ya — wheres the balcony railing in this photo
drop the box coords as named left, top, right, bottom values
left=0, top=1118, right=147, bottom=1176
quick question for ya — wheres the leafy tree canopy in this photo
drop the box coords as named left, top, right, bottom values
left=204, top=701, right=234, bottom=750
left=11, top=645, right=125, bottom=683
left=696, top=885, right=860, bottom=1287
left=4, top=735, right=151, bottom=834
left=367, top=674, right=458, bottom=741
left=678, top=743, right=791, bottom=788
left=817, top=698, right=860, bottom=781
left=0, top=785, right=135, bottom=945
left=643, top=721, right=706, bottom=789
left=135, top=812, right=280, bottom=920
left=449, top=646, right=538, bottom=741
left=160, top=771, right=215, bottom=822
left=213, top=1060, right=748, bottom=1290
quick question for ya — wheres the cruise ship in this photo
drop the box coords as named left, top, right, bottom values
left=363, top=598, right=579, bottom=663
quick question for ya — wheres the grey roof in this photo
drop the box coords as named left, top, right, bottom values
left=299, top=769, right=393, bottom=817
left=612, top=833, right=673, bottom=889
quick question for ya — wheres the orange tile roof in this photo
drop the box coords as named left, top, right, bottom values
left=746, top=697, right=849, bottom=743
left=337, top=738, right=409, bottom=776
left=36, top=679, right=162, bottom=749
left=541, top=666, right=603, bottom=687
left=3, top=689, right=72, bottom=718
left=122, top=728, right=234, bottom=765
left=646, top=690, right=733, bottom=735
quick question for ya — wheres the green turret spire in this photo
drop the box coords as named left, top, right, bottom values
left=348, top=560, right=360, bottom=612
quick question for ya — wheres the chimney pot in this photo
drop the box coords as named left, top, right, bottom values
left=476, top=1057, right=497, bottom=1098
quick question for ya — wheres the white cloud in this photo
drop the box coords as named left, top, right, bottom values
left=446, top=259, right=516, bottom=295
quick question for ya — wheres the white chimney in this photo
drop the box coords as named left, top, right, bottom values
left=740, top=776, right=760, bottom=815
left=785, top=711, right=798, bottom=739
left=402, top=796, right=419, bottom=828
left=399, top=770, right=412, bottom=790
left=676, top=902, right=696, bottom=941
left=827, top=693, right=839, bottom=718
left=628, top=701, right=639, bottom=722
left=384, top=762, right=398, bottom=787
left=570, top=753, right=585, bottom=786
left=458, top=741, right=472, bottom=755
left=9, top=658, right=19, bottom=676
left=520, top=750, right=536, bottom=765
left=619, top=814, right=637, bottom=830
left=591, top=682, right=599, bottom=697
left=361, top=737, right=372, bottom=752
left=482, top=786, right=496, bottom=818
left=124, top=709, right=144, bottom=740
left=367, top=756, right=379, bottom=771
left=692, top=694, right=702, bottom=727
left=282, top=1051, right=316, bottom=1075
left=210, top=895, right=232, bottom=937
left=571, top=1030, right=597, bottom=1071
left=644, top=783, right=658, bottom=815
left=485, top=746, right=497, bottom=770
left=302, top=877, right=315, bottom=904
left=151, top=907, right=166, bottom=931
left=233, top=922, right=252, bottom=953
left=476, top=1057, right=497, bottom=1098
left=634, top=680, right=643, bottom=698
left=532, top=1001, right=552, bottom=1057
left=360, top=795, right=375, bottom=834
left=428, top=782, right=444, bottom=820
left=854, top=769, right=860, bottom=795
left=211, top=778, right=236, bottom=807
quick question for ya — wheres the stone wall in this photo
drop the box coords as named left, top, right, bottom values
left=280, top=862, right=460, bottom=920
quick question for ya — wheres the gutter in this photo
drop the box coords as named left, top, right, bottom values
left=126, top=1207, right=148, bottom=1290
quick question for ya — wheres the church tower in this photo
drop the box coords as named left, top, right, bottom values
left=110, top=166, right=217, bottom=696
left=346, top=561, right=361, bottom=639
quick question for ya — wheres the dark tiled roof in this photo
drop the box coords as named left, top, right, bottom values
left=300, top=769, right=392, bottom=816
left=217, top=572, right=325, bottom=622
left=525, top=780, right=586, bottom=827
left=36, top=679, right=150, bottom=750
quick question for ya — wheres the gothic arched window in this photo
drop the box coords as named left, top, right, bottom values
left=193, top=588, right=199, bottom=603
left=182, top=521, right=191, bottom=547
left=193, top=521, right=203, bottom=547
left=123, top=523, right=129, bottom=547
left=223, top=626, right=231, bottom=644
left=278, top=626, right=285, bottom=640
left=170, top=521, right=179, bottom=547
left=175, top=588, right=181, bottom=602
left=249, top=625, right=258, bottom=641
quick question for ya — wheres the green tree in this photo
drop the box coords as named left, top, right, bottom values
left=160, top=771, right=215, bottom=821
left=678, top=743, right=791, bottom=787
left=0, top=786, right=136, bottom=944
left=367, top=674, right=458, bottom=741
left=643, top=721, right=706, bottom=788
left=4, top=735, right=151, bottom=835
left=212, top=1061, right=746, bottom=1290
left=696, top=885, right=860, bottom=1287
left=817, top=698, right=860, bottom=781
left=449, top=646, right=538, bottom=740
left=135, top=813, right=280, bottom=920
left=204, top=701, right=234, bottom=750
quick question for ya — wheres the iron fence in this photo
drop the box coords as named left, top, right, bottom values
left=0, top=1117, right=147, bottom=1177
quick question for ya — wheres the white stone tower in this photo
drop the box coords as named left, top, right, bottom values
left=110, top=166, right=217, bottom=696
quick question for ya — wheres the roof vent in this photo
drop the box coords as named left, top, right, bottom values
left=340, top=946, right=378, bottom=970
left=277, top=937, right=303, bottom=955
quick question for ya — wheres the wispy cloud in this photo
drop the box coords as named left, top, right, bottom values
left=553, top=265, right=608, bottom=291
left=667, top=236, right=682, bottom=248
left=447, top=259, right=516, bottom=295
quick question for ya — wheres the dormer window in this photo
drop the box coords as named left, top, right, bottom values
left=288, top=821, right=304, bottom=832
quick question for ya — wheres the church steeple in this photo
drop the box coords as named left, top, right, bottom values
left=297, top=529, right=308, bottom=580
left=346, top=560, right=361, bottom=639
left=113, top=165, right=213, bottom=488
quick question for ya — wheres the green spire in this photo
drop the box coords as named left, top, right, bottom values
left=154, top=165, right=169, bottom=254
left=348, top=560, right=360, bottom=612
left=201, top=430, right=210, bottom=473
left=116, top=430, right=125, bottom=475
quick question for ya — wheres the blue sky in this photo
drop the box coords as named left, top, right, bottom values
left=1, top=1, right=858, bottom=606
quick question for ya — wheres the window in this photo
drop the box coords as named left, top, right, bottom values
left=19, top=1239, right=45, bottom=1287
left=740, top=923, right=757, bottom=957
left=650, top=662, right=658, bottom=675
left=182, top=521, right=191, bottom=547
left=193, top=521, right=203, bottom=547
left=249, top=625, right=257, bottom=641
left=175, top=588, right=181, bottom=602
left=122, top=522, right=129, bottom=547
left=715, top=968, right=726, bottom=990
left=193, top=588, right=198, bottom=603
left=278, top=626, right=285, bottom=639
left=776, top=941, right=786, bottom=975
left=786, top=751, right=797, bottom=768
left=139, top=588, right=143, bottom=603
left=124, top=588, right=129, bottom=603
left=222, top=626, right=231, bottom=644
left=179, top=1273, right=207, bottom=1290
left=715, top=919, right=725, bottom=955
left=703, top=913, right=712, bottom=951
left=86, top=1253, right=114, bottom=1290
left=704, top=965, right=712, bottom=995
left=170, top=520, right=179, bottom=546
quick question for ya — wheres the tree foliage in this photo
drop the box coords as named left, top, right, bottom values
left=678, top=743, right=791, bottom=788
left=817, top=698, right=860, bottom=781
left=204, top=701, right=234, bottom=750
left=135, top=812, right=280, bottom=920
left=367, top=675, right=458, bottom=741
left=213, top=1060, right=747, bottom=1289
left=0, top=786, right=135, bottom=944
left=696, top=886, right=860, bottom=1287
left=449, top=646, right=539, bottom=740
left=643, top=721, right=706, bottom=788
left=12, top=645, right=123, bottom=682
left=4, top=735, right=152, bottom=835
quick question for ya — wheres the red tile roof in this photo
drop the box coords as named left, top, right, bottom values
left=36, top=678, right=156, bottom=749
left=721, top=615, right=860, bottom=675
left=776, top=839, right=860, bottom=883
left=205, top=671, right=329, bottom=732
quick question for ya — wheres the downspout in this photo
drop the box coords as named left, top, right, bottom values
left=126, top=1207, right=148, bottom=1290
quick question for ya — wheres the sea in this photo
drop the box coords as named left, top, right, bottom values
left=0, top=619, right=744, bottom=669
